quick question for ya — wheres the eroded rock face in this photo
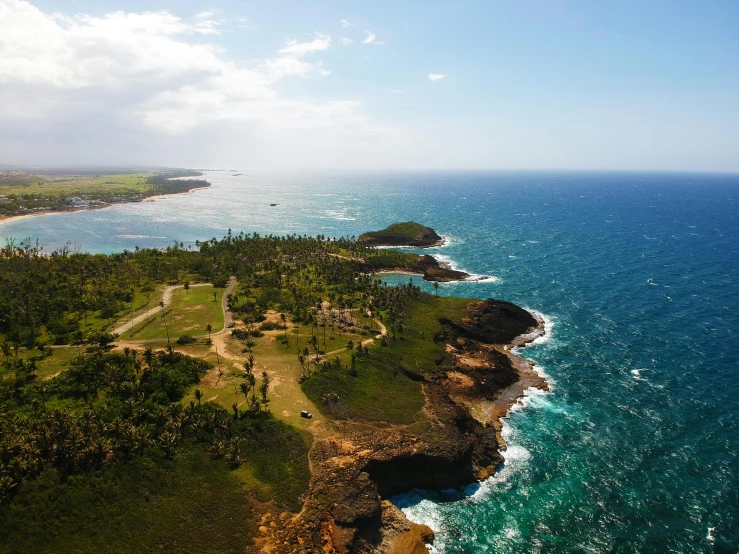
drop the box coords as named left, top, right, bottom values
left=421, top=265, right=470, bottom=282
left=255, top=299, right=540, bottom=553
left=442, top=299, right=538, bottom=344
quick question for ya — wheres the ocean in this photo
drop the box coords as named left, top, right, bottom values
left=2, top=170, right=738, bottom=552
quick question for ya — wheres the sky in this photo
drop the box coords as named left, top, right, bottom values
left=1, top=0, right=738, bottom=171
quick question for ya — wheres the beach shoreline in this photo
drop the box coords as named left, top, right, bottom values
left=0, top=184, right=209, bottom=228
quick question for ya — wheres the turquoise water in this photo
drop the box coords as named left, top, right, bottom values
left=2, top=171, right=738, bottom=552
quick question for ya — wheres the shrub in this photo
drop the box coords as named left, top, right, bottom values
left=176, top=334, right=196, bottom=345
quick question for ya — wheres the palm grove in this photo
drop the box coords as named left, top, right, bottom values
left=0, top=231, right=426, bottom=528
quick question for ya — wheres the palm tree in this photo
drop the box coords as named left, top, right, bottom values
left=433, top=281, right=439, bottom=296
left=194, top=388, right=203, bottom=406
left=259, top=371, right=270, bottom=411
left=143, top=346, right=154, bottom=369
left=309, top=335, right=319, bottom=362
left=206, top=323, right=212, bottom=342
left=159, top=299, right=170, bottom=347
left=280, top=313, right=287, bottom=343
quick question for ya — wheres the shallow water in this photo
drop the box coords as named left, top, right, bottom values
left=3, top=170, right=739, bottom=551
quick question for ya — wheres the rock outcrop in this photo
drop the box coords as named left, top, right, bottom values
left=253, top=299, right=545, bottom=553
left=359, top=222, right=445, bottom=248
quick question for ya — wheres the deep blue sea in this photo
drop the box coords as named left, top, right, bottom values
left=2, top=170, right=738, bottom=552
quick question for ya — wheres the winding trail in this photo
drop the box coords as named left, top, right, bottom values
left=316, top=315, right=387, bottom=359
left=112, top=279, right=235, bottom=337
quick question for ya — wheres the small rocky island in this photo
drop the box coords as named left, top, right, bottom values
left=359, top=222, right=476, bottom=282
left=359, top=222, right=445, bottom=248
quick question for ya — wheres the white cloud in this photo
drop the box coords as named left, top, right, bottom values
left=428, top=73, right=446, bottom=81
left=339, top=18, right=353, bottom=28
left=389, top=89, right=404, bottom=94
left=362, top=31, right=377, bottom=44
left=195, top=10, right=215, bottom=20
left=339, top=37, right=353, bottom=45
left=0, top=0, right=412, bottom=167
left=278, top=34, right=331, bottom=56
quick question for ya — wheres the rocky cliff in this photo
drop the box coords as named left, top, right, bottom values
left=253, top=299, right=545, bottom=553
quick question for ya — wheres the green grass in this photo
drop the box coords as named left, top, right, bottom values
left=0, top=440, right=307, bottom=554
left=81, top=285, right=162, bottom=336
left=0, top=172, right=38, bottom=186
left=180, top=315, right=369, bottom=434
left=122, top=286, right=224, bottom=341
left=0, top=173, right=152, bottom=197
left=0, top=347, right=82, bottom=382
left=33, top=347, right=84, bottom=379
left=302, top=294, right=472, bottom=424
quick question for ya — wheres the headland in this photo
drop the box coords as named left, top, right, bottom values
left=0, top=227, right=546, bottom=554
left=0, top=169, right=210, bottom=224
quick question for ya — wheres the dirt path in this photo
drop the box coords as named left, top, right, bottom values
left=112, top=279, right=234, bottom=337
left=112, top=283, right=213, bottom=336
left=208, top=327, right=330, bottom=439
left=212, top=277, right=236, bottom=336
left=317, top=317, right=387, bottom=359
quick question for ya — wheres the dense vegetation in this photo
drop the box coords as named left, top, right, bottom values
left=360, top=221, right=430, bottom=240
left=0, top=233, right=426, bottom=348
left=0, top=341, right=309, bottom=552
left=0, top=229, right=470, bottom=551
left=358, top=221, right=443, bottom=247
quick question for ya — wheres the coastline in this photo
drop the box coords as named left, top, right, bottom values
left=372, top=237, right=447, bottom=249
left=488, top=310, right=550, bottom=450
left=392, top=309, right=552, bottom=551
left=0, top=185, right=209, bottom=228
left=259, top=299, right=554, bottom=553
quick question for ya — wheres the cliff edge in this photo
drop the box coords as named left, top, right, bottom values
left=254, top=299, right=547, bottom=553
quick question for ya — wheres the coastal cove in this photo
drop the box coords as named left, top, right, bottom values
left=2, top=170, right=739, bottom=551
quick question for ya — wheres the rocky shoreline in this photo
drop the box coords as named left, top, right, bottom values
left=370, top=254, right=479, bottom=283
left=254, top=300, right=549, bottom=553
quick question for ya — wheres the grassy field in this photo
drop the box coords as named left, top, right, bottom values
left=0, top=434, right=310, bottom=554
left=82, top=285, right=162, bottom=336
left=302, top=294, right=471, bottom=424
left=0, top=173, right=152, bottom=197
left=179, top=315, right=370, bottom=435
left=122, top=286, right=225, bottom=341
left=0, top=347, right=82, bottom=382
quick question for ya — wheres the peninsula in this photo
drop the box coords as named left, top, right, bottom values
left=358, top=222, right=473, bottom=282
left=0, top=230, right=546, bottom=553
left=0, top=168, right=210, bottom=223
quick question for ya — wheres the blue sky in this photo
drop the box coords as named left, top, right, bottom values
left=2, top=0, right=738, bottom=170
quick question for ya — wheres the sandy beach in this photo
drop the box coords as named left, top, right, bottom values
left=0, top=186, right=208, bottom=228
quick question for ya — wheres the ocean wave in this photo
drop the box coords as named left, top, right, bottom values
left=397, top=311, right=557, bottom=551
left=631, top=368, right=647, bottom=380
